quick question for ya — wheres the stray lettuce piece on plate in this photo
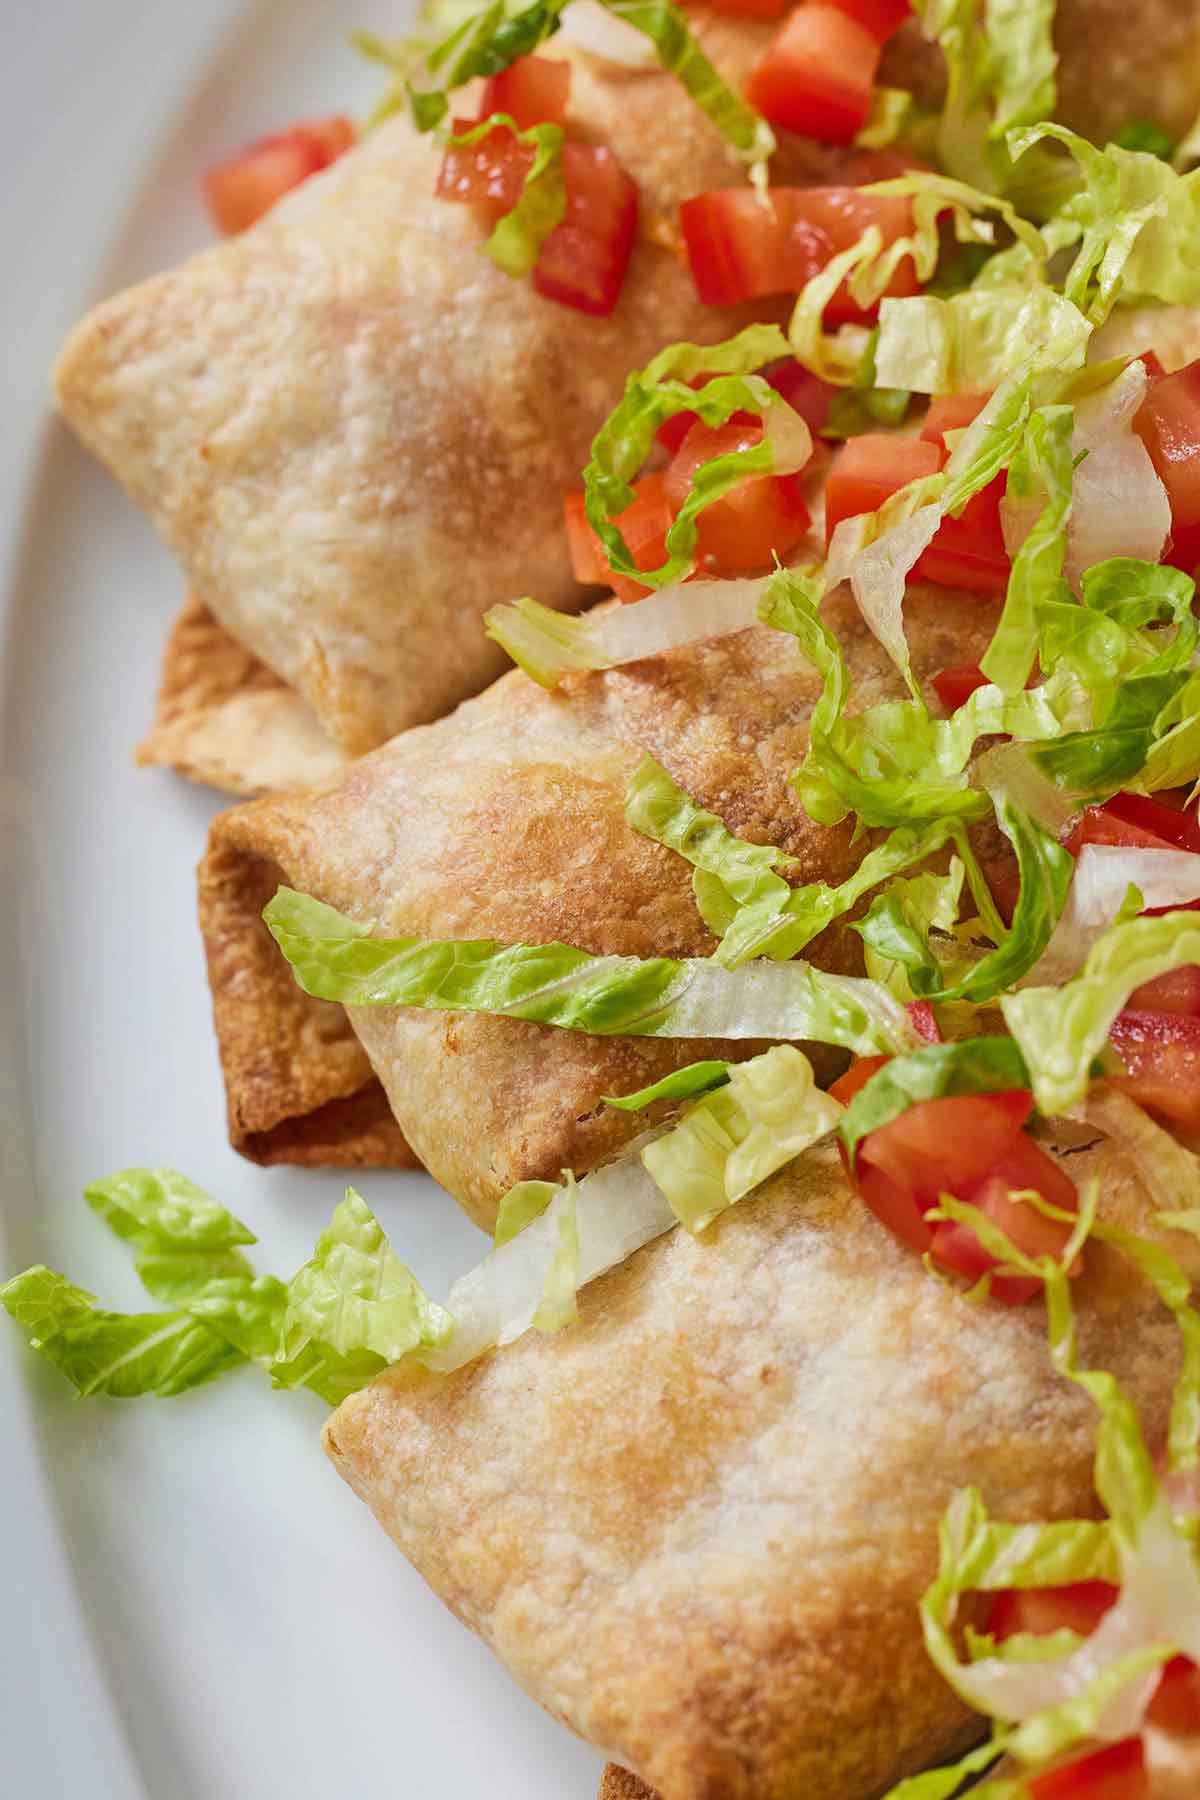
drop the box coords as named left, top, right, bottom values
left=0, top=1266, right=245, bottom=1399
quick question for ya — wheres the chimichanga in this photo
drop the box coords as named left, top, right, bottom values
left=199, top=582, right=999, bottom=1211
left=54, top=9, right=856, bottom=773
left=323, top=1136, right=1193, bottom=1800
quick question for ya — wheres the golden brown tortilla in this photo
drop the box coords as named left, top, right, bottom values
left=199, top=582, right=1001, bottom=1218
left=137, top=595, right=346, bottom=797
left=324, top=1137, right=1195, bottom=1799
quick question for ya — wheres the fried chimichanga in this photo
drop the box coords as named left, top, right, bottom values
left=54, top=9, right=857, bottom=779
left=199, top=583, right=999, bottom=1205
left=323, top=1137, right=1193, bottom=1800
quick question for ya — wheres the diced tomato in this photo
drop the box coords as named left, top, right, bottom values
left=680, top=187, right=916, bottom=318
left=986, top=1581, right=1119, bottom=1643
left=700, top=0, right=793, bottom=17
left=1063, top=803, right=1180, bottom=858
left=826, top=0, right=912, bottom=42
left=1148, top=1653, right=1200, bottom=1733
left=859, top=1092, right=1032, bottom=1206
left=1129, top=965, right=1200, bottom=1016
left=1108, top=1009, right=1200, bottom=1131
left=919, top=392, right=990, bottom=453
left=437, top=118, right=534, bottom=220
left=856, top=1158, right=935, bottom=1252
left=563, top=474, right=673, bottom=601
left=1026, top=1736, right=1148, bottom=1800
left=828, top=1054, right=891, bottom=1107
left=1134, top=355, right=1200, bottom=574
left=663, top=420, right=812, bottom=575
left=746, top=7, right=881, bottom=145
left=480, top=55, right=570, bottom=129
left=1101, top=791, right=1200, bottom=855
left=764, top=358, right=835, bottom=433
left=824, top=433, right=942, bottom=545
left=532, top=142, right=638, bottom=318
left=907, top=1000, right=941, bottom=1043
left=914, top=473, right=1011, bottom=597
left=204, top=116, right=355, bottom=235
left=929, top=1134, right=1079, bottom=1304
left=932, top=663, right=988, bottom=711
left=1138, top=348, right=1168, bottom=382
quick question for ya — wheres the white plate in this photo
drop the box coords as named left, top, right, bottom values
left=0, top=5, right=605, bottom=1795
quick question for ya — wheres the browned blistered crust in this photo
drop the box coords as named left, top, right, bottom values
left=324, top=1140, right=1196, bottom=1800
left=197, top=830, right=416, bottom=1167
left=137, top=594, right=346, bottom=797
left=199, top=584, right=998, bottom=1217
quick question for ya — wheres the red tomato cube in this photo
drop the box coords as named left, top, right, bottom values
left=481, top=56, right=571, bottom=129
left=663, top=420, right=812, bottom=575
left=824, top=432, right=942, bottom=545
left=932, top=663, right=989, bottom=711
left=436, top=119, right=535, bottom=220
left=986, top=1582, right=1119, bottom=1643
left=1134, top=355, right=1200, bottom=574
left=746, top=6, right=881, bottom=145
left=1026, top=1737, right=1148, bottom=1800
left=826, top=0, right=912, bottom=40
left=1108, top=1009, right=1200, bottom=1131
left=563, top=474, right=674, bottom=601
left=533, top=142, right=638, bottom=318
left=204, top=116, right=355, bottom=236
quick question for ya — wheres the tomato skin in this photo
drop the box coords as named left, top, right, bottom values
left=1026, top=1736, right=1148, bottom=1800
left=679, top=186, right=915, bottom=316
left=987, top=1582, right=1119, bottom=1643
left=563, top=474, right=673, bottom=600
left=856, top=1159, right=935, bottom=1252
left=1102, top=791, right=1200, bottom=855
left=204, top=116, right=355, bottom=235
left=746, top=6, right=881, bottom=145
left=914, top=474, right=1011, bottom=596
left=929, top=1135, right=1079, bottom=1305
left=1147, top=1654, right=1200, bottom=1733
left=1109, top=1009, right=1200, bottom=1131
left=824, top=433, right=942, bottom=545
left=437, top=118, right=533, bottom=218
left=827, top=0, right=912, bottom=42
left=480, top=55, right=571, bottom=128
left=920, top=392, right=990, bottom=453
left=1129, top=966, right=1200, bottom=1016
left=829, top=1055, right=891, bottom=1107
left=764, top=358, right=834, bottom=434
left=532, top=142, right=638, bottom=318
left=1063, top=803, right=1179, bottom=858
left=663, top=420, right=812, bottom=575
left=1134, top=356, right=1200, bottom=574
left=932, top=663, right=988, bottom=711
left=859, top=1092, right=1032, bottom=1206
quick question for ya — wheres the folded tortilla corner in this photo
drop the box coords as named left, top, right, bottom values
left=138, top=595, right=346, bottom=798
left=599, top=1766, right=656, bottom=1800
left=198, top=816, right=417, bottom=1168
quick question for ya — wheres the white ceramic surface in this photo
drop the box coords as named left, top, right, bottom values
left=0, top=5, right=605, bottom=1795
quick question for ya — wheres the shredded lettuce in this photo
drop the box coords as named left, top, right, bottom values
left=981, top=404, right=1074, bottom=694
left=1010, top=124, right=1200, bottom=323
left=917, top=0, right=1057, bottom=190
left=0, top=1266, right=245, bottom=1399
left=873, top=288, right=1090, bottom=395
left=602, top=1061, right=730, bottom=1110
left=493, top=1179, right=558, bottom=1245
left=1002, top=908, right=1200, bottom=1114
left=641, top=1044, right=842, bottom=1232
left=583, top=328, right=811, bottom=590
left=1033, top=844, right=1200, bottom=984
left=941, top=797, right=1073, bottom=1003
left=853, top=859, right=971, bottom=1000
left=264, top=886, right=919, bottom=1055
left=624, top=754, right=797, bottom=933
left=485, top=577, right=766, bottom=687
left=444, top=113, right=565, bottom=275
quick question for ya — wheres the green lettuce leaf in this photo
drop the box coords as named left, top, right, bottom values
left=530, top=1174, right=580, bottom=1331
left=935, top=797, right=1072, bottom=1004
left=276, top=1187, right=452, bottom=1372
left=493, top=1179, right=558, bottom=1246
left=980, top=404, right=1075, bottom=695
left=1002, top=908, right=1200, bottom=1114
left=641, top=1044, right=843, bottom=1231
left=873, top=288, right=1090, bottom=396
left=82, top=1167, right=284, bottom=1365
left=582, top=327, right=809, bottom=590
left=0, top=1266, right=244, bottom=1399
left=264, top=886, right=918, bottom=1055
left=601, top=1061, right=730, bottom=1110
left=1010, top=124, right=1200, bottom=323
left=838, top=1037, right=1032, bottom=1168
left=624, top=754, right=797, bottom=934
left=444, top=114, right=565, bottom=276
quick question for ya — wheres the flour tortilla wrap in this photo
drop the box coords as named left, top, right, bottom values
left=198, top=583, right=999, bottom=1219
left=324, top=1138, right=1194, bottom=1799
